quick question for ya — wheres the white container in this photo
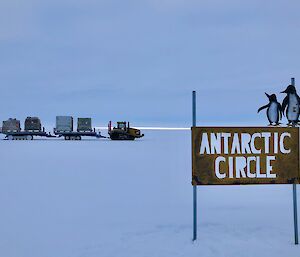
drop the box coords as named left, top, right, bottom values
left=55, top=116, right=73, bottom=132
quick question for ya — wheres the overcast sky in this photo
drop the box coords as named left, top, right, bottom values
left=0, top=0, right=300, bottom=126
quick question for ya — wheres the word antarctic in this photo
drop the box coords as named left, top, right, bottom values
left=199, top=132, right=292, bottom=179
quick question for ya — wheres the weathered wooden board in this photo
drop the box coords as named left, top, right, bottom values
left=192, top=127, right=300, bottom=185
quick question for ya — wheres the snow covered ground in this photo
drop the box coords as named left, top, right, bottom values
left=0, top=130, right=299, bottom=257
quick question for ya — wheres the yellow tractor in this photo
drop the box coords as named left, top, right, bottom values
left=108, top=121, right=144, bottom=140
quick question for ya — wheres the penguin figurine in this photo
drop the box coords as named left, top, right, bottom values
left=281, top=84, right=300, bottom=125
left=257, top=93, right=282, bottom=126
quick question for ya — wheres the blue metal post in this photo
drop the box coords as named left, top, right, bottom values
left=293, top=184, right=298, bottom=244
left=291, top=77, right=299, bottom=245
left=192, top=91, right=197, bottom=241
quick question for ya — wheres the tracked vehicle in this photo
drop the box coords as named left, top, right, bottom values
left=108, top=121, right=144, bottom=140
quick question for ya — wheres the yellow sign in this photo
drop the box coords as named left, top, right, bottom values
left=192, top=127, right=300, bottom=185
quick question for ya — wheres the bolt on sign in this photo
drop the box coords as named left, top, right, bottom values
left=192, top=127, right=300, bottom=185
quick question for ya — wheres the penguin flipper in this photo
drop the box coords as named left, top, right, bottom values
left=297, top=94, right=300, bottom=105
left=282, top=96, right=288, bottom=116
left=257, top=104, right=269, bottom=113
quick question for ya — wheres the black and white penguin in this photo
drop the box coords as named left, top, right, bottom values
left=281, top=84, right=300, bottom=125
left=257, top=93, right=282, bottom=125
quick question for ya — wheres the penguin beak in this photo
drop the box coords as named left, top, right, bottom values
left=281, top=89, right=287, bottom=93
left=265, top=92, right=270, bottom=98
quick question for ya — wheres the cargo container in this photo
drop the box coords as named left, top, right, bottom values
left=54, top=116, right=105, bottom=140
left=2, top=118, right=21, bottom=133
left=1, top=117, right=55, bottom=140
left=25, top=117, right=42, bottom=132
left=77, top=118, right=92, bottom=132
left=0, top=116, right=106, bottom=141
left=55, top=116, right=73, bottom=132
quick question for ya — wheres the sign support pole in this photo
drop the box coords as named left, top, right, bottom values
left=291, top=77, right=299, bottom=245
left=192, top=91, right=197, bottom=241
left=293, top=184, right=298, bottom=245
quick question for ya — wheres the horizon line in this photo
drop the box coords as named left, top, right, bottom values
left=95, top=127, right=190, bottom=130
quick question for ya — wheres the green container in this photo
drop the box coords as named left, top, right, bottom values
left=24, top=117, right=42, bottom=131
left=77, top=118, right=92, bottom=132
